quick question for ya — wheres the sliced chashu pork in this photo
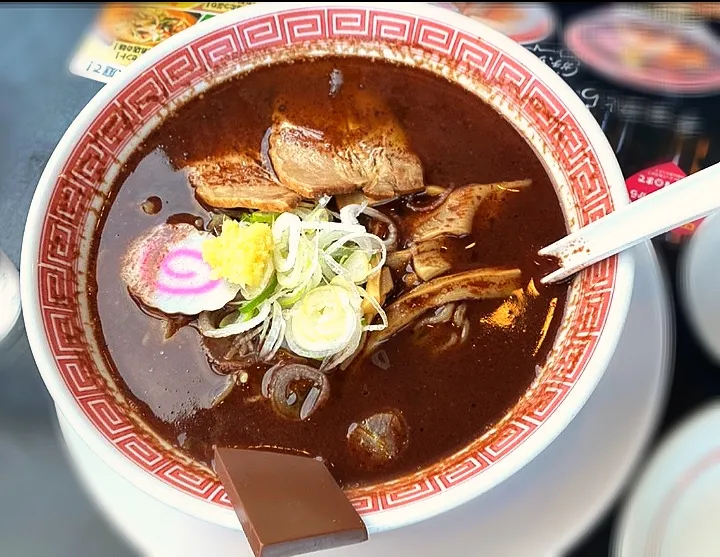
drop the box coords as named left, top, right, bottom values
left=268, top=90, right=425, bottom=200
left=186, top=153, right=300, bottom=212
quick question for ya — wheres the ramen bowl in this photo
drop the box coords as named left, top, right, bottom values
left=21, top=1, right=634, bottom=536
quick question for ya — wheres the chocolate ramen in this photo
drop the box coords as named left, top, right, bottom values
left=92, top=58, right=568, bottom=487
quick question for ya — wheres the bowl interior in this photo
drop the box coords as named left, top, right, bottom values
left=23, top=2, right=631, bottom=533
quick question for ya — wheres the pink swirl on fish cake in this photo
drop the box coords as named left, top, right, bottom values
left=158, top=247, right=221, bottom=296
left=121, top=223, right=239, bottom=315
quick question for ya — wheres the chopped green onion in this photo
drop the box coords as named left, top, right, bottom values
left=241, top=211, right=277, bottom=224
left=239, top=275, right=278, bottom=317
left=200, top=198, right=389, bottom=369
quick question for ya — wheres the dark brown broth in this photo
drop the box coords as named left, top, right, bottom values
left=92, top=57, right=568, bottom=487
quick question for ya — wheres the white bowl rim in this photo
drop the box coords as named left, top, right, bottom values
left=21, top=0, right=635, bottom=535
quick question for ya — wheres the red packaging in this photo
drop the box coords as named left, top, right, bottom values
left=625, top=162, right=703, bottom=241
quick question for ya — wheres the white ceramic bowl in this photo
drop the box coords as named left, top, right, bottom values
left=21, top=1, right=634, bottom=537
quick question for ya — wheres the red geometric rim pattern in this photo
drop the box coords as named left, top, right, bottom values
left=38, top=7, right=617, bottom=516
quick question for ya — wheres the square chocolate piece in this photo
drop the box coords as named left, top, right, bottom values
left=214, top=448, right=368, bottom=557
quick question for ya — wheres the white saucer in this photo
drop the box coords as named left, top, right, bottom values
left=679, top=210, right=720, bottom=365
left=54, top=241, right=673, bottom=557
left=612, top=402, right=720, bottom=557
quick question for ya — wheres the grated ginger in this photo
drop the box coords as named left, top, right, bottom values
left=202, top=220, right=273, bottom=289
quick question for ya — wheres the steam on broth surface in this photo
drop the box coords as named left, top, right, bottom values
left=92, top=57, right=567, bottom=487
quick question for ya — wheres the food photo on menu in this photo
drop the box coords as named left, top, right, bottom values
left=3, top=2, right=720, bottom=557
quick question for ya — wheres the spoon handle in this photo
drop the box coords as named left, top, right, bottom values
left=539, top=162, right=720, bottom=284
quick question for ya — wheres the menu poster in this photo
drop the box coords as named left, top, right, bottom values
left=69, top=3, right=256, bottom=83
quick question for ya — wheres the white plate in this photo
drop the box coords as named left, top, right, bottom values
left=564, top=5, right=720, bottom=96
left=679, top=210, right=720, bottom=364
left=457, top=2, right=557, bottom=45
left=0, top=248, right=20, bottom=345
left=55, top=242, right=672, bottom=557
left=612, top=402, right=720, bottom=557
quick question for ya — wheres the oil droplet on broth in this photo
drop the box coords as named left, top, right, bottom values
left=141, top=196, right=163, bottom=215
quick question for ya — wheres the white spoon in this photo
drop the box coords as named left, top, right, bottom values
left=540, top=162, right=720, bottom=284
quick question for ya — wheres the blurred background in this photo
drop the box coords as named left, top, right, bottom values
left=2, top=2, right=720, bottom=556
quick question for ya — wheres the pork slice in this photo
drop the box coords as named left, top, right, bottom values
left=360, top=121, right=425, bottom=200
left=268, top=91, right=425, bottom=200
left=186, top=153, right=301, bottom=212
left=267, top=122, right=364, bottom=198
